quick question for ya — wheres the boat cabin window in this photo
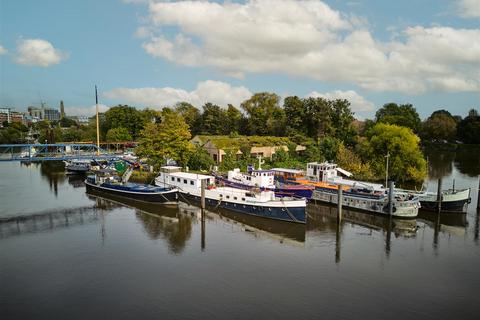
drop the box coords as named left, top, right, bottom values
left=234, top=197, right=237, bottom=200
left=184, top=179, right=187, bottom=184
left=242, top=198, right=245, bottom=201
left=190, top=181, right=194, bottom=185
left=177, top=178, right=181, bottom=182
left=171, top=177, right=175, bottom=181
left=226, top=195, right=230, bottom=199
left=246, top=192, right=253, bottom=197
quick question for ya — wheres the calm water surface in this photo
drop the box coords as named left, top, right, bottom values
left=1, top=149, right=480, bottom=320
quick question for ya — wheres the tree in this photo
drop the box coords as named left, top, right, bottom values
left=59, top=117, right=77, bottom=128
left=106, top=127, right=133, bottom=142
left=187, top=145, right=215, bottom=171
left=359, top=123, right=426, bottom=182
left=241, top=92, right=285, bottom=136
left=61, top=128, right=82, bottom=142
left=136, top=110, right=193, bottom=168
left=283, top=96, right=305, bottom=136
left=303, top=97, right=332, bottom=139
left=330, top=99, right=357, bottom=145
left=421, top=111, right=457, bottom=142
left=375, top=103, right=421, bottom=133
left=104, top=105, right=146, bottom=139
left=319, top=137, right=340, bottom=161
left=457, top=109, right=480, bottom=144
left=336, top=143, right=375, bottom=180
left=200, top=103, right=228, bottom=135
left=175, top=102, right=201, bottom=135
left=225, top=104, right=243, bottom=135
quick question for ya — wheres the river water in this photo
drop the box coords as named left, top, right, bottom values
left=1, top=148, right=479, bottom=320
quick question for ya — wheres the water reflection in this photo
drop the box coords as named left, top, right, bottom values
left=0, top=206, right=99, bottom=239
left=86, top=190, right=193, bottom=254
left=454, top=146, right=480, bottom=177
left=425, top=149, right=455, bottom=179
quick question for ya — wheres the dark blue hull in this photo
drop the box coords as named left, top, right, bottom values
left=180, top=193, right=306, bottom=224
left=215, top=176, right=313, bottom=199
left=85, top=180, right=178, bottom=203
left=420, top=199, right=469, bottom=213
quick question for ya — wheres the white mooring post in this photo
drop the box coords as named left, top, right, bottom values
left=476, top=177, right=480, bottom=210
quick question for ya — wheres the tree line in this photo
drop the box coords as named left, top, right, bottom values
left=1, top=94, right=479, bottom=183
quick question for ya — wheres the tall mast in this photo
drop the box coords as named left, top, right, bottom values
left=95, top=85, right=100, bottom=155
left=385, top=151, right=390, bottom=188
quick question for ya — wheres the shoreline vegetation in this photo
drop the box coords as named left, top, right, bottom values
left=2, top=93, right=479, bottom=184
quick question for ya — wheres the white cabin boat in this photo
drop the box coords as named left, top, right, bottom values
left=155, top=166, right=307, bottom=224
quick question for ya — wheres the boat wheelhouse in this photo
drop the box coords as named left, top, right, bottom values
left=155, top=166, right=307, bottom=224
left=64, top=159, right=93, bottom=174
left=214, top=167, right=314, bottom=199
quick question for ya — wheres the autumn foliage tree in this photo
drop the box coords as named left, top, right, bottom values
left=136, top=110, right=193, bottom=168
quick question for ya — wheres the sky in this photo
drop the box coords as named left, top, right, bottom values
left=0, top=0, right=479, bottom=120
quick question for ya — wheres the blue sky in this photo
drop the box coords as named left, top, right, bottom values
left=1, top=0, right=479, bottom=120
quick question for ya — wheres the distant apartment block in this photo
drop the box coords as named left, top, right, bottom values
left=0, top=108, right=24, bottom=125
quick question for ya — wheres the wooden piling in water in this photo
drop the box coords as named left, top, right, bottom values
left=201, top=179, right=206, bottom=210
left=388, top=181, right=394, bottom=216
left=477, top=177, right=480, bottom=210
left=337, top=184, right=343, bottom=221
left=437, top=178, right=442, bottom=213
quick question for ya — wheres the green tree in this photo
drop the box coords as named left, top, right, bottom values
left=457, top=109, right=480, bottom=144
left=330, top=99, right=357, bottom=145
left=187, top=145, right=215, bottom=171
left=421, top=110, right=457, bottom=142
left=241, top=92, right=285, bottom=136
left=59, top=117, right=77, bottom=128
left=200, top=103, right=228, bottom=135
left=136, top=110, right=193, bottom=168
left=225, top=104, right=243, bottom=134
left=359, top=123, right=426, bottom=182
left=375, top=103, right=421, bottom=133
left=104, top=105, right=145, bottom=139
left=303, top=97, right=332, bottom=139
left=283, top=96, right=305, bottom=136
left=61, top=128, right=82, bottom=142
left=219, top=150, right=237, bottom=171
left=106, top=127, right=133, bottom=142
left=175, top=102, right=201, bottom=135
left=319, top=137, right=340, bottom=161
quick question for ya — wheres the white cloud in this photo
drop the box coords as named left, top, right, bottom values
left=307, top=90, right=375, bottom=112
left=0, top=45, right=7, bottom=55
left=103, top=80, right=252, bottom=108
left=134, top=0, right=480, bottom=94
left=14, top=39, right=67, bottom=67
left=65, top=104, right=109, bottom=116
left=457, top=0, right=480, bottom=18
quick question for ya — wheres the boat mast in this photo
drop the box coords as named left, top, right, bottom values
left=95, top=85, right=100, bottom=155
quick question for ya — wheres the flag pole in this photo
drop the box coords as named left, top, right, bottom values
left=95, top=85, right=100, bottom=155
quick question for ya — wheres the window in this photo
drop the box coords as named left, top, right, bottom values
left=242, top=198, right=245, bottom=201
left=190, top=181, right=194, bottom=185
left=171, top=177, right=175, bottom=181
left=177, top=178, right=181, bottom=182
left=226, top=195, right=230, bottom=199
left=234, top=197, right=237, bottom=200
left=183, top=179, right=187, bottom=184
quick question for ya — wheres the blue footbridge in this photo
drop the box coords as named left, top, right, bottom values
left=0, top=144, right=122, bottom=162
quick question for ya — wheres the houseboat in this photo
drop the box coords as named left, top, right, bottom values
left=213, top=167, right=314, bottom=199
left=291, top=162, right=421, bottom=218
left=85, top=168, right=178, bottom=204
left=155, top=166, right=307, bottom=224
